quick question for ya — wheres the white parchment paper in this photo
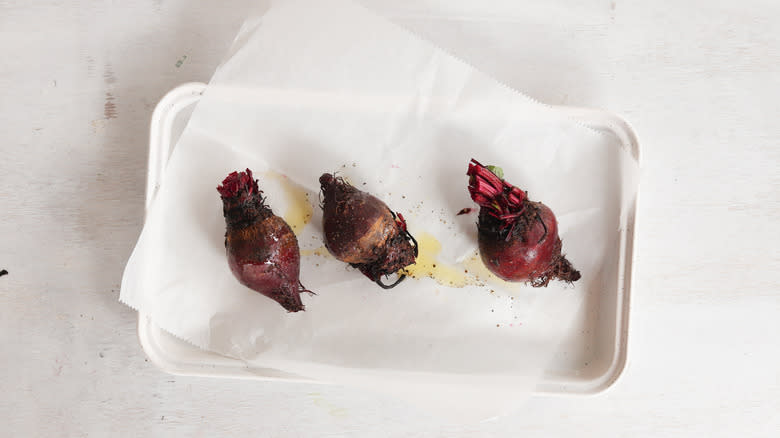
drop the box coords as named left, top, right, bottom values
left=121, top=0, right=638, bottom=421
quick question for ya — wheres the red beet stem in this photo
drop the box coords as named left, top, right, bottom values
left=217, top=168, right=259, bottom=200
left=217, top=169, right=272, bottom=228
left=467, top=159, right=526, bottom=229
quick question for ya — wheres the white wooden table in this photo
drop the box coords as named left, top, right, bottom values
left=2, top=1, right=778, bottom=436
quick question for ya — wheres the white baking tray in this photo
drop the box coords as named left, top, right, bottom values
left=139, top=82, right=639, bottom=395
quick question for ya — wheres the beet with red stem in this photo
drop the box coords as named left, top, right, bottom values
left=217, top=169, right=312, bottom=312
left=319, top=173, right=417, bottom=289
left=467, top=159, right=580, bottom=287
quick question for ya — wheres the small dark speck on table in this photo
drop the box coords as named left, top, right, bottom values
left=0, top=269, right=8, bottom=277
left=175, top=55, right=188, bottom=68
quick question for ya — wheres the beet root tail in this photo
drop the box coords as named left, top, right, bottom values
left=276, top=284, right=306, bottom=312
left=530, top=254, right=582, bottom=287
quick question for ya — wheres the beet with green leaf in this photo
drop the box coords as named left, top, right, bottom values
left=467, top=159, right=580, bottom=287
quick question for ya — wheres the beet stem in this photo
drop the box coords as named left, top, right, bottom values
left=467, top=159, right=527, bottom=230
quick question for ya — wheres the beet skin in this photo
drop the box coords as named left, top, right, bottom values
left=218, top=169, right=311, bottom=312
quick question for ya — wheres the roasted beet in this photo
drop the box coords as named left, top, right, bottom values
left=319, top=173, right=417, bottom=289
left=467, top=159, right=580, bottom=287
left=217, top=169, right=311, bottom=312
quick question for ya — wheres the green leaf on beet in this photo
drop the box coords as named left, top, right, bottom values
left=486, top=165, right=504, bottom=180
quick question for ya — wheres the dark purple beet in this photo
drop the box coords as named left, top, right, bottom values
left=319, top=173, right=417, bottom=289
left=218, top=169, right=311, bottom=311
